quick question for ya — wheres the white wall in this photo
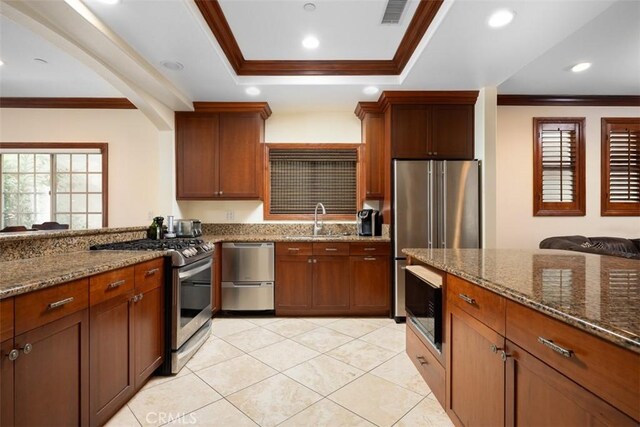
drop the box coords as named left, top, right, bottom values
left=0, top=108, right=177, bottom=227
left=496, top=105, right=640, bottom=248
left=475, top=88, right=498, bottom=248
left=180, top=110, right=362, bottom=223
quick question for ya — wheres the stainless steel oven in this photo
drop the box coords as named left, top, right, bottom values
left=405, top=265, right=443, bottom=352
left=172, top=256, right=212, bottom=373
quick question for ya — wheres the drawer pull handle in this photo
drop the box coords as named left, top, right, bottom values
left=288, top=248, right=300, bottom=251
left=538, top=337, right=573, bottom=358
left=364, top=257, right=377, bottom=261
left=108, top=279, right=126, bottom=290
left=47, top=297, right=74, bottom=310
left=325, top=248, right=338, bottom=252
left=145, top=268, right=160, bottom=277
left=458, top=293, right=476, bottom=305
left=364, top=248, right=376, bottom=251
left=7, top=349, right=19, bottom=361
left=416, top=355, right=428, bottom=366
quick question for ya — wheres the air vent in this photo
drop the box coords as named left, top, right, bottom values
left=382, top=0, right=408, bottom=24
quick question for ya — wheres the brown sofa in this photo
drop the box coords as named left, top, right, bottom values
left=539, top=235, right=640, bottom=260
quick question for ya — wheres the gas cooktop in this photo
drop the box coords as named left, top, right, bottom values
left=91, top=238, right=215, bottom=266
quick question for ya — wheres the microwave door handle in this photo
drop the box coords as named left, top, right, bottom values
left=178, top=260, right=212, bottom=280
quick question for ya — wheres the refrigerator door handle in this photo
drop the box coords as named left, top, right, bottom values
left=441, top=162, right=447, bottom=248
left=428, top=162, right=434, bottom=249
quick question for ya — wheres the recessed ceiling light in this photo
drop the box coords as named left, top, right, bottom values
left=245, top=87, right=261, bottom=96
left=571, top=62, right=592, bottom=73
left=33, top=58, right=48, bottom=64
left=160, top=60, right=184, bottom=71
left=488, top=9, right=515, bottom=28
left=0, top=59, right=4, bottom=66
left=302, top=36, right=320, bottom=49
left=363, top=86, right=379, bottom=95
left=303, top=3, right=316, bottom=12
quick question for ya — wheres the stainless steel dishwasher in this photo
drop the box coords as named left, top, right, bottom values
left=221, top=242, right=275, bottom=311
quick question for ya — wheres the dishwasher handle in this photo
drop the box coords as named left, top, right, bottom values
left=222, top=281, right=274, bottom=288
left=222, top=242, right=274, bottom=248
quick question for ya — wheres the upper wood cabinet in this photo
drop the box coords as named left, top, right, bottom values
left=357, top=106, right=386, bottom=200
left=175, top=103, right=271, bottom=200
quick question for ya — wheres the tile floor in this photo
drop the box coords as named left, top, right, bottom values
left=106, top=317, right=453, bottom=427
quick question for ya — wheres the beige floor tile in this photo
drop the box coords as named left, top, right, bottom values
left=128, top=374, right=221, bottom=427
left=385, top=321, right=408, bottom=332
left=361, top=317, right=396, bottom=327
left=262, top=318, right=318, bottom=338
left=104, top=404, right=141, bottom=427
left=326, top=339, right=398, bottom=371
left=291, top=327, right=353, bottom=353
left=196, top=354, right=277, bottom=396
left=245, top=317, right=283, bottom=326
left=227, top=374, right=322, bottom=427
left=221, top=326, right=285, bottom=352
left=370, top=353, right=431, bottom=395
left=328, top=374, right=423, bottom=427
left=360, top=325, right=406, bottom=352
left=284, top=355, right=364, bottom=396
left=185, top=338, right=244, bottom=372
left=303, top=317, right=343, bottom=326
left=140, top=366, right=191, bottom=392
left=395, top=396, right=454, bottom=427
left=167, top=399, right=258, bottom=426
left=279, top=399, right=375, bottom=427
left=250, top=339, right=320, bottom=371
left=210, top=318, right=257, bottom=338
left=325, top=318, right=384, bottom=338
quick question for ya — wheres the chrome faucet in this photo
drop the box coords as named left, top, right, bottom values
left=313, top=203, right=326, bottom=236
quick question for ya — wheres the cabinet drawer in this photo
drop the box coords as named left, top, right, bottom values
left=90, top=267, right=135, bottom=306
left=15, top=279, right=89, bottom=335
left=506, top=301, right=640, bottom=421
left=313, top=242, right=349, bottom=256
left=349, top=242, right=390, bottom=256
left=447, top=274, right=505, bottom=335
left=1, top=298, right=14, bottom=341
left=135, top=258, right=165, bottom=293
left=276, top=242, right=313, bottom=256
left=406, top=323, right=445, bottom=406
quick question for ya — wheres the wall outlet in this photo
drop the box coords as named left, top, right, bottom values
left=225, top=210, right=235, bottom=221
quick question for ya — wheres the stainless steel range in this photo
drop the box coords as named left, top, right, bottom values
left=91, top=238, right=214, bottom=374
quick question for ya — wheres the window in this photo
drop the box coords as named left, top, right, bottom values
left=533, top=118, right=585, bottom=216
left=264, top=144, right=361, bottom=220
left=601, top=118, right=640, bottom=216
left=0, top=143, right=108, bottom=229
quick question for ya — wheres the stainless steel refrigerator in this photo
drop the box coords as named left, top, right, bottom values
left=393, top=160, right=481, bottom=319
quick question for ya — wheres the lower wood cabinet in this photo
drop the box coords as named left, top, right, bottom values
left=350, top=254, right=390, bottom=314
left=275, top=254, right=313, bottom=312
left=312, top=256, right=350, bottom=310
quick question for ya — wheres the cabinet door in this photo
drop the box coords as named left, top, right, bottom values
left=275, top=256, right=312, bottom=313
left=447, top=304, right=504, bottom=427
left=312, top=256, right=350, bottom=311
left=176, top=113, right=219, bottom=199
left=90, top=293, right=134, bottom=426
left=218, top=113, right=263, bottom=199
left=363, top=113, right=385, bottom=199
left=134, top=286, right=164, bottom=388
left=350, top=255, right=390, bottom=314
left=505, top=340, right=636, bottom=427
left=392, top=106, right=430, bottom=159
left=1, top=339, right=14, bottom=427
left=14, top=310, right=89, bottom=427
left=430, top=105, right=474, bottom=159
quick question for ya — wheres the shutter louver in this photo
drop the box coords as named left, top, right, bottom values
left=269, top=148, right=357, bottom=215
left=601, top=118, right=640, bottom=216
left=533, top=118, right=585, bottom=216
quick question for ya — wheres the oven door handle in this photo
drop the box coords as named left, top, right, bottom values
left=178, top=259, right=212, bottom=280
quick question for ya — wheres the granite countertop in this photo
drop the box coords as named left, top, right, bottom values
left=0, top=226, right=146, bottom=243
left=0, top=251, right=165, bottom=299
left=403, top=248, right=640, bottom=352
left=202, top=233, right=390, bottom=243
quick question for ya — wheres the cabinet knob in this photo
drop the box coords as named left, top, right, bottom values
left=499, top=350, right=511, bottom=362
left=7, top=349, right=19, bottom=361
left=313, top=259, right=317, bottom=263
left=428, top=152, right=433, bottom=156
left=308, top=259, right=312, bottom=263
left=219, top=190, right=223, bottom=196
left=20, top=343, right=33, bottom=354
left=434, top=152, right=438, bottom=155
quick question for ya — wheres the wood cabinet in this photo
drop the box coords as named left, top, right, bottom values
left=275, top=241, right=391, bottom=316
left=407, top=322, right=445, bottom=405
left=361, top=112, right=385, bottom=199
left=0, top=298, right=14, bottom=427
left=175, top=104, right=270, bottom=200
left=391, top=104, right=474, bottom=160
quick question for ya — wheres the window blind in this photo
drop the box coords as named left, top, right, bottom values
left=269, top=148, right=357, bottom=215
left=601, top=118, right=640, bottom=216
left=533, top=118, right=585, bottom=216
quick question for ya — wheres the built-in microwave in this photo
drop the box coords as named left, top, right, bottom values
left=405, top=265, right=443, bottom=352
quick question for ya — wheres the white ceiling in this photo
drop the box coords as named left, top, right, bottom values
left=0, top=0, right=638, bottom=115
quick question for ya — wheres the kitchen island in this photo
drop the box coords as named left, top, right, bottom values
left=402, top=248, right=639, bottom=427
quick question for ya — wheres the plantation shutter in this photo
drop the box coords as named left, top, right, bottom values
left=602, top=118, right=640, bottom=216
left=269, top=148, right=357, bottom=215
left=533, top=118, right=585, bottom=216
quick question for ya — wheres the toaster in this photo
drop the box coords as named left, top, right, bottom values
left=175, top=219, right=202, bottom=237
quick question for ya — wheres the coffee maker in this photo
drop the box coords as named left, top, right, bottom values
left=357, top=209, right=382, bottom=236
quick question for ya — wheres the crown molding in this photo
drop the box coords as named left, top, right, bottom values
left=192, top=101, right=272, bottom=119
left=0, top=97, right=136, bottom=109
left=497, top=95, right=640, bottom=107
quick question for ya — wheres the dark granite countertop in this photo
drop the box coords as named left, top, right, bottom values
left=0, top=251, right=165, bottom=299
left=402, top=248, right=640, bottom=352
left=201, top=233, right=390, bottom=243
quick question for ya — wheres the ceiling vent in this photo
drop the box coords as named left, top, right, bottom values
left=381, top=0, right=408, bottom=24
